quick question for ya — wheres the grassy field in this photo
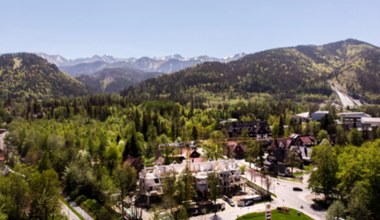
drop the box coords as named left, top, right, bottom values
left=236, top=208, right=314, bottom=220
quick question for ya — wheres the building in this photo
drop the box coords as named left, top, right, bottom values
left=221, top=120, right=271, bottom=138
left=311, top=111, right=329, bottom=121
left=226, top=141, right=246, bottom=159
left=339, top=112, right=371, bottom=129
left=294, top=111, right=329, bottom=122
left=138, top=159, right=243, bottom=200
left=264, top=134, right=317, bottom=175
left=361, top=117, right=380, bottom=129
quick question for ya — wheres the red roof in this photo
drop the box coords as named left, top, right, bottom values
left=300, top=136, right=314, bottom=144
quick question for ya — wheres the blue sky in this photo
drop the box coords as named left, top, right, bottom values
left=1, top=0, right=379, bottom=59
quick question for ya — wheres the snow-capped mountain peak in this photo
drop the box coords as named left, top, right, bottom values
left=36, top=53, right=247, bottom=75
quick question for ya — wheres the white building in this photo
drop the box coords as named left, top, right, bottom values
left=139, top=159, right=243, bottom=198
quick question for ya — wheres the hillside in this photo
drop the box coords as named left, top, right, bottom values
left=60, top=61, right=109, bottom=76
left=0, top=53, right=88, bottom=99
left=122, top=39, right=380, bottom=104
left=76, top=67, right=161, bottom=93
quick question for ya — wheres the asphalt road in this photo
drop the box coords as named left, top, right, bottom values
left=190, top=159, right=326, bottom=220
left=60, top=201, right=81, bottom=220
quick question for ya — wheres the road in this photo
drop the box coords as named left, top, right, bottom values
left=190, top=159, right=326, bottom=220
left=69, top=201, right=94, bottom=220
left=60, top=201, right=81, bottom=220
left=191, top=172, right=325, bottom=220
left=269, top=174, right=326, bottom=220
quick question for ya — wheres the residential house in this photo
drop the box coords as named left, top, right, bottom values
left=221, top=120, right=271, bottom=138
left=264, top=134, right=317, bottom=175
left=226, top=141, right=246, bottom=159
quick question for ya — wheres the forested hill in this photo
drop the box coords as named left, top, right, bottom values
left=122, top=39, right=380, bottom=104
left=76, top=67, right=161, bottom=93
left=0, top=53, right=88, bottom=99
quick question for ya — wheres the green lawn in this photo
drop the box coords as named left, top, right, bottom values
left=236, top=208, right=314, bottom=220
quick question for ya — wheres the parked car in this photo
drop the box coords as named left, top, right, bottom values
left=244, top=200, right=254, bottom=206
left=293, top=187, right=303, bottom=191
left=223, top=195, right=235, bottom=207
left=227, top=198, right=235, bottom=207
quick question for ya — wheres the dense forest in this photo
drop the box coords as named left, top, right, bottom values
left=0, top=93, right=379, bottom=219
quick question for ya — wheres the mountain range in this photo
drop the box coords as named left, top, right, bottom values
left=122, top=39, right=380, bottom=104
left=37, top=53, right=247, bottom=75
left=1, top=39, right=379, bottom=103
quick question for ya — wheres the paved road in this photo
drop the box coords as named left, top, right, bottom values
left=270, top=175, right=326, bottom=220
left=69, top=201, right=94, bottom=220
left=61, top=201, right=81, bottom=220
left=190, top=159, right=326, bottom=220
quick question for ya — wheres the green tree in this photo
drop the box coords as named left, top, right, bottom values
left=245, top=141, right=261, bottom=168
left=0, top=173, right=31, bottom=219
left=208, top=171, right=222, bottom=214
left=112, top=163, right=137, bottom=216
left=203, top=142, right=224, bottom=160
left=175, top=165, right=195, bottom=206
left=347, top=182, right=372, bottom=220
left=29, top=169, right=61, bottom=220
left=317, top=129, right=329, bottom=142
left=161, top=170, right=177, bottom=214
left=327, top=200, right=345, bottom=220
left=285, top=148, right=301, bottom=175
left=0, top=206, right=7, bottom=220
left=335, top=125, right=346, bottom=146
left=308, top=145, right=339, bottom=200
left=278, top=115, right=285, bottom=136
left=348, top=128, right=363, bottom=146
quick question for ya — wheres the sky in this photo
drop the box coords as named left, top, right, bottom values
left=1, top=0, right=379, bottom=59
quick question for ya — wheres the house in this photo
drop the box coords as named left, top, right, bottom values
left=222, top=120, right=271, bottom=138
left=227, top=141, right=246, bottom=159
left=264, top=134, right=317, bottom=175
left=288, top=134, right=317, bottom=147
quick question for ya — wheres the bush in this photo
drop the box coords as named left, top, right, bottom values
left=83, top=199, right=101, bottom=212
left=75, top=195, right=87, bottom=205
